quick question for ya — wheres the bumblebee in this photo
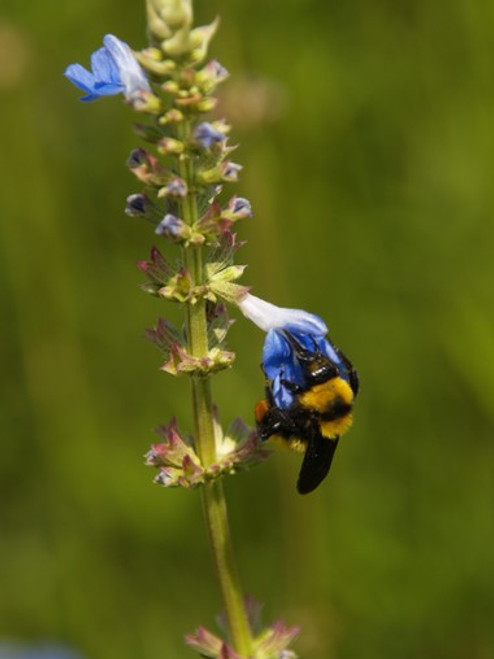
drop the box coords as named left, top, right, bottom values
left=255, top=331, right=359, bottom=494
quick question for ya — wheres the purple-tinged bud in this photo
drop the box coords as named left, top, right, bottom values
left=193, top=121, right=227, bottom=148
left=155, top=213, right=186, bottom=239
left=127, top=147, right=146, bottom=168
left=127, top=148, right=165, bottom=185
left=222, top=162, right=242, bottom=182
left=198, top=162, right=242, bottom=185
left=208, top=60, right=229, bottom=80
left=196, top=59, right=229, bottom=93
left=158, top=176, right=188, bottom=199
left=185, top=626, right=223, bottom=657
left=227, top=196, right=253, bottom=219
left=125, top=193, right=149, bottom=216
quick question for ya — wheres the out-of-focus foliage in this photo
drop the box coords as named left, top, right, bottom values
left=1, top=1, right=493, bottom=657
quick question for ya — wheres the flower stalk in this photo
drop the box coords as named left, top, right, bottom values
left=177, top=116, right=254, bottom=655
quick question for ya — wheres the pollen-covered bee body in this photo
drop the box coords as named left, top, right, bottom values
left=255, top=330, right=358, bottom=494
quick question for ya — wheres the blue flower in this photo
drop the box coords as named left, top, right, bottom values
left=238, top=293, right=347, bottom=408
left=64, top=34, right=150, bottom=103
left=193, top=122, right=227, bottom=148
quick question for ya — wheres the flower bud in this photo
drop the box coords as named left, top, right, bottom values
left=131, top=89, right=162, bottom=114
left=195, top=97, right=218, bottom=113
left=158, top=108, right=184, bottom=125
left=155, top=213, right=190, bottom=241
left=196, top=59, right=229, bottom=93
left=157, top=137, right=184, bottom=155
left=125, top=193, right=150, bottom=217
left=136, top=49, right=177, bottom=76
left=159, top=0, right=193, bottom=30
left=193, top=121, right=227, bottom=148
left=127, top=148, right=167, bottom=185
left=146, top=0, right=172, bottom=39
left=188, top=18, right=220, bottom=64
left=157, top=176, right=188, bottom=199
left=198, top=162, right=242, bottom=185
left=224, top=196, right=253, bottom=220
left=161, top=80, right=180, bottom=94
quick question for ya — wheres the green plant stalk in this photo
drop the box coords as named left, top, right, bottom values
left=178, top=122, right=254, bottom=657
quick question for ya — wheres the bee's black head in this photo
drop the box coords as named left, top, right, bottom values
left=282, top=330, right=339, bottom=385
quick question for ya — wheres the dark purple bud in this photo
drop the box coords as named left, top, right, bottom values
left=125, top=193, right=149, bottom=216
left=127, top=147, right=147, bottom=168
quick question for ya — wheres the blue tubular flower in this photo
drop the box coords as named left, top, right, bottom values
left=238, top=293, right=347, bottom=408
left=64, top=34, right=150, bottom=102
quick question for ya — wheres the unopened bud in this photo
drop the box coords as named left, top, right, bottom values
left=157, top=137, right=184, bottom=155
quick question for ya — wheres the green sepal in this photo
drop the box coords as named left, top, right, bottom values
left=158, top=268, right=193, bottom=302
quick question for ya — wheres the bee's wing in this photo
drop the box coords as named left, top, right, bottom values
left=297, top=430, right=339, bottom=495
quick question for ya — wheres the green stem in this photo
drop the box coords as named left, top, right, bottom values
left=178, top=121, right=254, bottom=657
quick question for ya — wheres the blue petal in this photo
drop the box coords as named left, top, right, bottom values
left=263, top=330, right=291, bottom=380
left=271, top=373, right=296, bottom=408
left=280, top=313, right=327, bottom=337
left=93, top=81, right=125, bottom=96
left=64, top=63, right=96, bottom=94
left=263, top=330, right=305, bottom=409
left=91, top=46, right=120, bottom=85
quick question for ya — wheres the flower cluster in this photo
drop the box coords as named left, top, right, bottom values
left=145, top=415, right=269, bottom=488
left=186, top=598, right=299, bottom=659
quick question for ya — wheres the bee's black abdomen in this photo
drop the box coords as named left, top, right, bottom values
left=297, top=432, right=339, bottom=495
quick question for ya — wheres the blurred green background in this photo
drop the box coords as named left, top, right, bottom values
left=1, top=0, right=493, bottom=657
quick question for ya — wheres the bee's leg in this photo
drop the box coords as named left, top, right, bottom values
left=256, top=406, right=299, bottom=441
left=280, top=378, right=304, bottom=395
left=335, top=347, right=359, bottom=396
